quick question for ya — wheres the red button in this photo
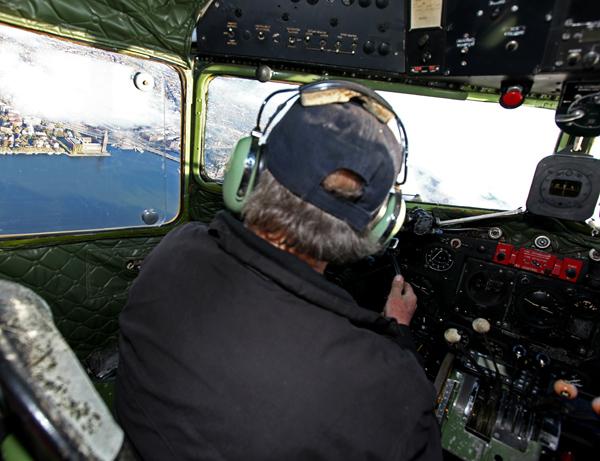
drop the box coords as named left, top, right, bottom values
left=500, top=89, right=524, bottom=108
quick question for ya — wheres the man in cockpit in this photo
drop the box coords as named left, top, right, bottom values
left=116, top=81, right=442, bottom=460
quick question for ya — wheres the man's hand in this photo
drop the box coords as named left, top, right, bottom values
left=383, top=275, right=417, bottom=326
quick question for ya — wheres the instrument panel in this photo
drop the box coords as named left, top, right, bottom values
left=329, top=221, right=600, bottom=365
left=326, top=211, right=600, bottom=459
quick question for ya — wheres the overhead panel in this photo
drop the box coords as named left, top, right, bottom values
left=406, top=0, right=557, bottom=76
left=195, top=0, right=406, bottom=74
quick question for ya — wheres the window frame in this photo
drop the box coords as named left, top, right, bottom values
left=0, top=25, right=189, bottom=242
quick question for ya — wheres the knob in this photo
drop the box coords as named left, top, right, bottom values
left=444, top=328, right=462, bottom=344
left=417, top=34, right=430, bottom=48
left=593, top=397, right=600, bottom=416
left=256, top=65, right=273, bottom=82
left=358, top=0, right=371, bottom=7
left=536, top=352, right=550, bottom=368
left=567, top=52, right=581, bottom=66
left=363, top=40, right=375, bottom=54
left=375, top=0, right=389, bottom=8
left=378, top=42, right=391, bottom=55
left=513, top=344, right=526, bottom=359
left=472, top=318, right=491, bottom=334
left=141, top=209, right=159, bottom=225
left=582, top=51, right=600, bottom=69
left=566, top=267, right=577, bottom=279
left=505, top=40, right=519, bottom=52
left=554, top=379, right=578, bottom=399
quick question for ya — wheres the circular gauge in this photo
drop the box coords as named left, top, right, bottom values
left=424, top=247, right=454, bottom=272
left=574, top=298, right=599, bottom=317
left=517, top=289, right=565, bottom=328
left=464, top=270, right=510, bottom=307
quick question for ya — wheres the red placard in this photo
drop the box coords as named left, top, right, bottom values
left=493, top=243, right=583, bottom=282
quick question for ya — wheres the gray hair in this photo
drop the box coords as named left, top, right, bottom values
left=242, top=170, right=381, bottom=265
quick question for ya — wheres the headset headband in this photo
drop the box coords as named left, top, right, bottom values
left=254, top=80, right=409, bottom=186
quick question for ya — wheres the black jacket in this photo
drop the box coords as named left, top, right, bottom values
left=116, top=212, right=442, bottom=461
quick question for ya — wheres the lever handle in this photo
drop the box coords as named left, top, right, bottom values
left=593, top=397, right=600, bottom=416
left=554, top=380, right=578, bottom=400
left=472, top=318, right=491, bottom=334
left=556, top=109, right=586, bottom=123
left=444, top=328, right=462, bottom=344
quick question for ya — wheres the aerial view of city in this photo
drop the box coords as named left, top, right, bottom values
left=0, top=24, right=183, bottom=235
left=0, top=24, right=181, bottom=161
left=0, top=100, right=181, bottom=161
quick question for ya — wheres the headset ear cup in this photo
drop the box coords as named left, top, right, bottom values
left=223, top=137, right=259, bottom=213
left=391, top=198, right=407, bottom=239
left=369, top=193, right=407, bottom=246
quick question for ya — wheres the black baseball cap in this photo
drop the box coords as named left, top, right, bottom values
left=263, top=100, right=403, bottom=232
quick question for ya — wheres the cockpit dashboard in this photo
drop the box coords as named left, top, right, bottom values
left=328, top=206, right=600, bottom=460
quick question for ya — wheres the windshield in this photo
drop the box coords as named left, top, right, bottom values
left=203, top=76, right=560, bottom=211
left=382, top=91, right=560, bottom=210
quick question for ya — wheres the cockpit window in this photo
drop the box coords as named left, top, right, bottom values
left=203, top=77, right=295, bottom=180
left=591, top=139, right=600, bottom=158
left=203, top=76, right=559, bottom=211
left=0, top=25, right=182, bottom=237
left=381, top=91, right=560, bottom=210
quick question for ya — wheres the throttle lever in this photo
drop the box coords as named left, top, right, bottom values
left=388, top=238, right=402, bottom=276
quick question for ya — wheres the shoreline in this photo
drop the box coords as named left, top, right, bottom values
left=0, top=150, right=111, bottom=157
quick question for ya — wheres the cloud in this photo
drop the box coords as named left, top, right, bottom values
left=0, top=25, right=180, bottom=129
left=382, top=91, right=560, bottom=210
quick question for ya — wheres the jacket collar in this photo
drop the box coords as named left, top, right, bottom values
left=209, top=212, right=398, bottom=334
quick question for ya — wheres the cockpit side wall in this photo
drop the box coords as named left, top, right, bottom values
left=0, top=0, right=211, bottom=65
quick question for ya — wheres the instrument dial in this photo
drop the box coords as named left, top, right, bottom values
left=517, top=289, right=565, bottom=328
left=425, top=247, right=454, bottom=272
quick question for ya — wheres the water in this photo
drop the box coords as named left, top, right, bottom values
left=0, top=147, right=180, bottom=236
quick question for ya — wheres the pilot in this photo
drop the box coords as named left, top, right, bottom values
left=116, top=81, right=442, bottom=460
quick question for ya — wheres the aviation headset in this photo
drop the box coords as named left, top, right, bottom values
left=222, top=80, right=409, bottom=246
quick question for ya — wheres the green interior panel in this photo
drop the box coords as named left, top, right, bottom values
left=0, top=0, right=211, bottom=65
left=0, top=237, right=162, bottom=359
left=1, top=436, right=33, bottom=461
left=189, top=181, right=224, bottom=223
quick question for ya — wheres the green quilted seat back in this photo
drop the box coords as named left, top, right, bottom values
left=0, top=237, right=161, bottom=359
